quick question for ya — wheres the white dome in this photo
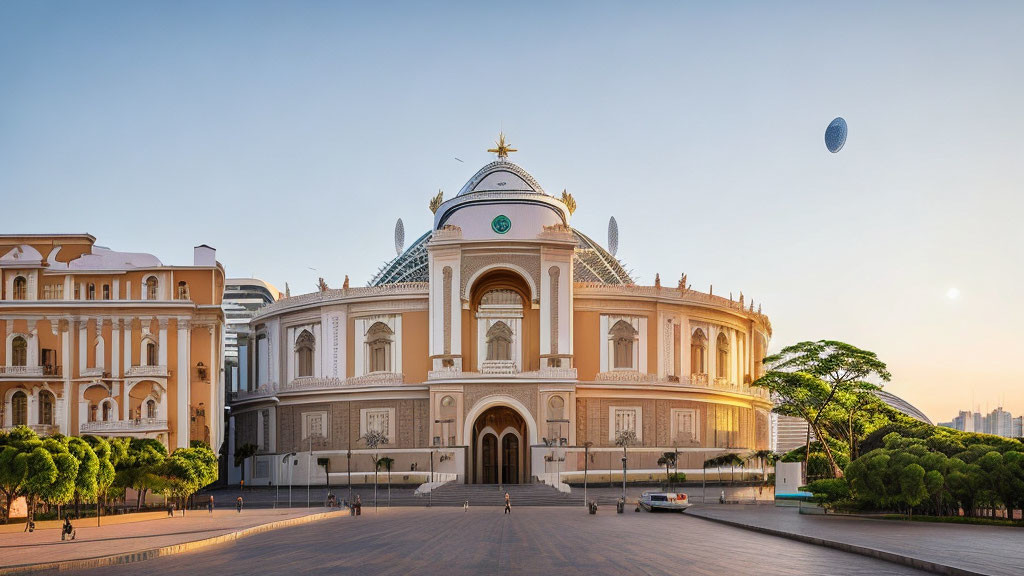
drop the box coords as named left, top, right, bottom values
left=457, top=160, right=546, bottom=196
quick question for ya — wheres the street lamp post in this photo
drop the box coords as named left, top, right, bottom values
left=583, top=441, right=593, bottom=508
left=428, top=449, right=434, bottom=508
left=307, top=434, right=313, bottom=508
left=621, top=455, right=627, bottom=501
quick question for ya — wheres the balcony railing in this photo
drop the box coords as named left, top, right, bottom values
left=126, top=365, right=168, bottom=377
left=79, top=419, right=168, bottom=433
left=81, top=367, right=106, bottom=378
left=0, top=366, right=44, bottom=376
left=428, top=367, right=577, bottom=380
left=1, top=424, right=59, bottom=435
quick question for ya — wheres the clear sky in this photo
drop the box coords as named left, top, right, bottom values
left=2, top=1, right=1022, bottom=423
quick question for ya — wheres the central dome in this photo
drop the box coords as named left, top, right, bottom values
left=456, top=160, right=546, bottom=196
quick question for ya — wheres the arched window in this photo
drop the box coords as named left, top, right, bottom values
left=38, top=390, right=54, bottom=425
left=145, top=340, right=158, bottom=366
left=609, top=320, right=638, bottom=370
left=176, top=281, right=189, bottom=300
left=145, top=277, right=158, bottom=300
left=295, top=330, right=315, bottom=377
left=690, top=329, right=708, bottom=375
left=11, top=336, right=28, bottom=367
left=146, top=398, right=156, bottom=419
left=89, top=404, right=98, bottom=422
left=101, top=401, right=112, bottom=422
left=716, top=332, right=730, bottom=380
left=366, top=322, right=393, bottom=373
left=13, top=276, right=27, bottom=300
left=102, top=284, right=110, bottom=300
left=485, top=321, right=513, bottom=361
left=12, top=391, right=28, bottom=426
left=87, top=283, right=96, bottom=300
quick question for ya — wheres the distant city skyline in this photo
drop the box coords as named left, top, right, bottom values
left=2, top=2, right=1022, bottom=422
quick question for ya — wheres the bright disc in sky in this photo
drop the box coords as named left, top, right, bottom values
left=825, top=117, right=848, bottom=153
left=946, top=287, right=960, bottom=300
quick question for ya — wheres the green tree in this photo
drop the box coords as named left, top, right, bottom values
left=898, top=463, right=928, bottom=519
left=0, top=426, right=41, bottom=524
left=234, top=443, right=259, bottom=489
left=753, top=340, right=891, bottom=478
left=160, top=444, right=218, bottom=514
left=66, top=436, right=99, bottom=518
left=115, top=438, right=167, bottom=510
left=83, top=436, right=116, bottom=523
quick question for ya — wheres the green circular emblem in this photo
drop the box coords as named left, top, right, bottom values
left=491, top=214, right=512, bottom=234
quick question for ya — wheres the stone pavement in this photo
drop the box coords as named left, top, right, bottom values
left=54, top=506, right=928, bottom=576
left=687, top=504, right=1024, bottom=576
left=0, top=507, right=336, bottom=574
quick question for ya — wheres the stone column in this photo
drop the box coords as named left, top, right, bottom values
left=681, top=317, right=691, bottom=381
left=158, top=319, right=169, bottom=367
left=60, top=319, right=72, bottom=434
left=123, top=317, right=133, bottom=372
left=78, top=319, right=87, bottom=374
left=176, top=318, right=191, bottom=448
left=111, top=319, right=121, bottom=379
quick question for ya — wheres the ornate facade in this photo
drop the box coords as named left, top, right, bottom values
left=230, top=141, right=772, bottom=486
left=0, top=234, right=226, bottom=450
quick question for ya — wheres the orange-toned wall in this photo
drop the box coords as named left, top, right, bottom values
left=461, top=309, right=474, bottom=370
left=402, top=310, right=430, bottom=383
left=573, top=310, right=601, bottom=380
left=189, top=326, right=212, bottom=443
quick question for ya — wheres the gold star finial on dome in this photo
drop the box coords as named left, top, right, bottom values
left=487, top=132, right=517, bottom=160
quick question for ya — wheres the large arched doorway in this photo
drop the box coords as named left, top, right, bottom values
left=472, top=405, right=526, bottom=484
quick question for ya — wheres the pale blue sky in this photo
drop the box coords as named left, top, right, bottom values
left=2, top=1, right=1022, bottom=421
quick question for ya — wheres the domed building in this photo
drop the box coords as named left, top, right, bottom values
left=229, top=137, right=773, bottom=487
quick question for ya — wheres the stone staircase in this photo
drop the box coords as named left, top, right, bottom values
left=423, top=483, right=580, bottom=507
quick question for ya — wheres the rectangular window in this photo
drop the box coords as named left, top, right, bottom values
left=360, top=407, right=395, bottom=440
left=609, top=406, right=643, bottom=442
left=615, top=409, right=636, bottom=435
left=671, top=408, right=699, bottom=445
left=301, top=411, right=327, bottom=441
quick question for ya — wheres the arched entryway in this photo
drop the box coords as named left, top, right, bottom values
left=472, top=405, right=527, bottom=484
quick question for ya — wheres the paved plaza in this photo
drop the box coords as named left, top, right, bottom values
left=0, top=507, right=333, bottom=574
left=36, top=506, right=927, bottom=576
left=688, top=505, right=1024, bottom=576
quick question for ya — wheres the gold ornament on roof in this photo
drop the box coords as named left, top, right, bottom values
left=560, top=190, right=576, bottom=215
left=429, top=189, right=444, bottom=214
left=487, top=132, right=517, bottom=159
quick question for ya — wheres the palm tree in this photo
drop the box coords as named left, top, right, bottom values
left=657, top=452, right=678, bottom=491
left=378, top=457, right=394, bottom=507
left=362, top=431, right=389, bottom=510
left=614, top=430, right=637, bottom=501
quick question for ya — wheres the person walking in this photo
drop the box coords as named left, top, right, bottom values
left=167, top=501, right=175, bottom=518
left=504, top=492, right=511, bottom=515
left=236, top=496, right=243, bottom=513
left=208, top=495, right=215, bottom=515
